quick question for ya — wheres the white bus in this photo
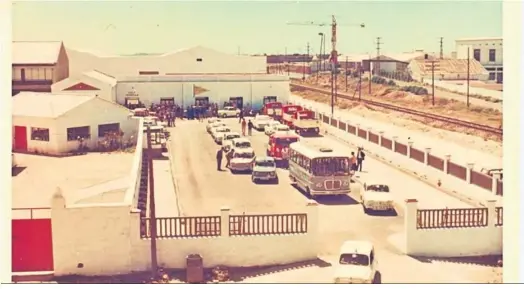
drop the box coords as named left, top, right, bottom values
left=288, top=142, right=351, bottom=197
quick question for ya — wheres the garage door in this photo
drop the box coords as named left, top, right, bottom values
left=12, top=209, right=54, bottom=272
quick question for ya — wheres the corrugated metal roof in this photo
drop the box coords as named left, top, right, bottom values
left=411, top=58, right=488, bottom=76
left=12, top=92, right=94, bottom=118
left=12, top=41, right=62, bottom=65
left=83, top=70, right=117, bottom=86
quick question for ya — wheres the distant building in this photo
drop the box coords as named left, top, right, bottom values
left=408, top=58, right=489, bottom=82
left=455, top=37, right=503, bottom=83
left=52, top=70, right=118, bottom=103
left=12, top=41, right=70, bottom=96
left=363, top=51, right=427, bottom=74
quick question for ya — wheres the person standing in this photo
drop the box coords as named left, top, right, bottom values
left=239, top=110, right=244, bottom=123
left=226, top=148, right=234, bottom=168
left=241, top=118, right=247, bottom=136
left=247, top=119, right=253, bottom=136
left=357, top=147, right=366, bottom=172
left=216, top=147, right=223, bottom=171
left=350, top=152, right=357, bottom=172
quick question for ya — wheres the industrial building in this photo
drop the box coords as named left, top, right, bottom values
left=12, top=41, right=70, bottom=95
left=51, top=70, right=117, bottom=102
left=12, top=92, right=138, bottom=155
left=364, top=51, right=427, bottom=74
left=407, top=58, right=489, bottom=82
left=455, top=37, right=503, bottom=83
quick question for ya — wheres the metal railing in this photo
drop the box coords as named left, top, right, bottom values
left=141, top=216, right=221, bottom=238
left=229, top=213, right=307, bottom=236
left=417, top=208, right=488, bottom=229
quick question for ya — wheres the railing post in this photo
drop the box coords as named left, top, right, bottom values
left=444, top=154, right=451, bottom=174
left=378, top=131, right=384, bottom=146
left=392, top=136, right=398, bottom=152
left=355, top=124, right=360, bottom=136
left=491, top=172, right=501, bottom=195
left=220, top=206, right=230, bottom=237
left=424, top=148, right=431, bottom=165
left=404, top=199, right=419, bottom=255
left=407, top=141, right=414, bottom=158
left=466, top=162, right=475, bottom=184
left=337, top=117, right=341, bottom=128
left=345, top=120, right=350, bottom=132
left=486, top=199, right=496, bottom=228
left=366, top=127, right=371, bottom=141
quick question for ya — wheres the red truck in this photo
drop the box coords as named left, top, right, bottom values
left=263, top=102, right=283, bottom=120
left=267, top=133, right=299, bottom=167
left=281, top=105, right=320, bottom=136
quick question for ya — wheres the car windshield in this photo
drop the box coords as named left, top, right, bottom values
left=217, top=128, right=230, bottom=132
left=277, top=126, right=289, bottom=131
left=312, top=157, right=350, bottom=176
left=256, top=160, right=275, bottom=167
left=339, top=253, right=370, bottom=266
left=226, top=134, right=240, bottom=140
left=366, top=184, right=390, bottom=192
left=235, top=142, right=251, bottom=148
left=235, top=152, right=254, bottom=159
left=275, top=137, right=298, bottom=146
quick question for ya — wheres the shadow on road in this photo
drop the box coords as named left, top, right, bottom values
left=410, top=255, right=503, bottom=267
left=365, top=208, right=398, bottom=217
left=314, top=195, right=359, bottom=206
left=12, top=166, right=26, bottom=177
left=228, top=258, right=332, bottom=282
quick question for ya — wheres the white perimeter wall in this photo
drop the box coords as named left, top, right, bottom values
left=116, top=80, right=290, bottom=110
left=404, top=200, right=502, bottom=257
left=51, top=195, right=319, bottom=276
left=12, top=116, right=60, bottom=154
left=420, top=79, right=503, bottom=100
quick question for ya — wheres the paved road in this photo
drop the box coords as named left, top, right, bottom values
left=167, top=118, right=489, bottom=283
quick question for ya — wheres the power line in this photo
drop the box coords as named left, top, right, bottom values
left=439, top=37, right=444, bottom=59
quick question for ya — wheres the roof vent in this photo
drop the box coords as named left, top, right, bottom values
left=319, top=148, right=333, bottom=152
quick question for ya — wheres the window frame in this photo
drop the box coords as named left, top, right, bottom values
left=488, top=49, right=496, bottom=62
left=30, top=127, right=50, bottom=142
left=98, top=123, right=120, bottom=138
left=473, top=49, right=481, bottom=62
left=67, top=126, right=91, bottom=142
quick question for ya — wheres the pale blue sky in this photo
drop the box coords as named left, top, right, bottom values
left=12, top=0, right=502, bottom=56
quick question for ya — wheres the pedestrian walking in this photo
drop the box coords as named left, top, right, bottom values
left=216, top=148, right=223, bottom=171
left=350, top=152, right=357, bottom=172
left=247, top=119, right=253, bottom=136
left=226, top=148, right=234, bottom=168
left=241, top=118, right=247, bottom=136
left=357, top=147, right=366, bottom=172
left=239, top=110, right=244, bottom=123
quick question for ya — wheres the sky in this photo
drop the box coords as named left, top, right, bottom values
left=11, top=0, right=502, bottom=56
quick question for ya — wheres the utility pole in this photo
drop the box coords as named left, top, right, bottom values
left=358, top=64, right=362, bottom=101
left=431, top=60, right=435, bottom=106
left=439, top=37, right=444, bottom=59
left=146, top=126, right=158, bottom=277
left=368, top=54, right=372, bottom=95
left=303, top=42, right=310, bottom=80
left=345, top=56, right=348, bottom=92
left=376, top=37, right=382, bottom=76
left=467, top=47, right=470, bottom=108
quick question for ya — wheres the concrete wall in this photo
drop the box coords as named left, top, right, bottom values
left=420, top=79, right=502, bottom=99
left=55, top=99, right=139, bottom=153
left=12, top=116, right=60, bottom=154
left=116, top=78, right=290, bottom=110
left=50, top=194, right=319, bottom=276
left=404, top=200, right=502, bottom=257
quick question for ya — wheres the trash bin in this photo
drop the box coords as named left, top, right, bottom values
left=186, top=254, right=204, bottom=283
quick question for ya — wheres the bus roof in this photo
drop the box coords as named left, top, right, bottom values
left=289, top=142, right=348, bottom=158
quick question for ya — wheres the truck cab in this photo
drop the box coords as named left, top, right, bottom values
left=267, top=134, right=299, bottom=166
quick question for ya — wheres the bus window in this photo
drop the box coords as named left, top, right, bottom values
left=312, top=157, right=350, bottom=176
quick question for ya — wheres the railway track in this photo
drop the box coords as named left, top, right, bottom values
left=290, top=83, right=503, bottom=137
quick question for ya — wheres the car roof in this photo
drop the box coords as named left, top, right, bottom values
left=276, top=124, right=289, bottom=128
left=340, top=241, right=373, bottom=255
left=234, top=138, right=251, bottom=143
left=255, top=156, right=275, bottom=161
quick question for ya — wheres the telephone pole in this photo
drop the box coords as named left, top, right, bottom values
left=345, top=56, right=348, bottom=92
left=285, top=47, right=289, bottom=76
left=303, top=42, right=310, bottom=80
left=439, top=37, right=444, bottom=59
left=375, top=37, right=383, bottom=76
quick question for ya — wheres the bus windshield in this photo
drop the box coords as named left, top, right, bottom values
left=312, top=157, right=350, bottom=176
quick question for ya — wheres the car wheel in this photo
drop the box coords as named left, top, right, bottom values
left=362, top=204, right=369, bottom=214
left=222, top=114, right=227, bottom=118
left=252, top=176, right=257, bottom=183
left=373, top=272, right=382, bottom=284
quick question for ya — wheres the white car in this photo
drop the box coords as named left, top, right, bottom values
left=360, top=184, right=394, bottom=213
left=265, top=124, right=291, bottom=136
left=229, top=147, right=256, bottom=173
left=211, top=127, right=232, bottom=144
left=207, top=117, right=221, bottom=124
left=222, top=132, right=242, bottom=152
left=252, top=115, right=273, bottom=130
left=218, top=106, right=240, bottom=118
left=334, top=241, right=379, bottom=284
left=252, top=157, right=278, bottom=183
left=263, top=120, right=282, bottom=135
left=207, top=122, right=226, bottom=133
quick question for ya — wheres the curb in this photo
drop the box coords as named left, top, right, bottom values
left=166, top=136, right=184, bottom=217
left=324, top=128, right=484, bottom=209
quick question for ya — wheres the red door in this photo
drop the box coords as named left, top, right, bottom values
left=14, top=126, right=28, bottom=151
left=12, top=219, right=54, bottom=272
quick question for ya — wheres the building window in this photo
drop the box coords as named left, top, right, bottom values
left=67, top=126, right=91, bottom=141
left=21, top=68, right=26, bottom=81
left=473, top=49, right=481, bottom=62
left=489, top=72, right=496, bottom=80
left=31, top=127, right=50, bottom=141
left=45, top=68, right=54, bottom=80
left=12, top=67, right=22, bottom=80
left=98, top=123, right=120, bottom=138
left=196, top=58, right=203, bottom=62
left=489, top=49, right=496, bottom=62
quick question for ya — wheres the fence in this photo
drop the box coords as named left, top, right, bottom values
left=141, top=216, right=221, bottom=238
left=229, top=213, right=307, bottom=236
left=312, top=111, right=503, bottom=196
left=495, top=207, right=503, bottom=226
left=416, top=208, right=488, bottom=229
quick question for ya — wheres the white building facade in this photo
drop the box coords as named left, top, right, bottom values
left=51, top=70, right=117, bottom=102
left=455, top=37, right=503, bottom=83
left=12, top=92, right=139, bottom=155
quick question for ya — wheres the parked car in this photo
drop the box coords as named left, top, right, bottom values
left=211, top=127, right=231, bottom=144
left=265, top=124, right=291, bottom=136
left=207, top=117, right=221, bottom=124
left=230, top=138, right=255, bottom=172
left=263, top=120, right=282, bottom=135
left=360, top=184, right=394, bottom=213
left=251, top=157, right=278, bottom=183
left=207, top=122, right=227, bottom=133
left=222, top=132, right=242, bottom=152
left=252, top=115, right=273, bottom=130
left=218, top=106, right=241, bottom=118
left=334, top=240, right=380, bottom=284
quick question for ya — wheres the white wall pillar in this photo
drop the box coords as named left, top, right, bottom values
left=424, top=148, right=431, bottom=165
left=220, top=206, right=230, bottom=237
left=404, top=199, right=419, bottom=255
left=444, top=154, right=451, bottom=174
left=355, top=124, right=360, bottom=136
left=407, top=141, right=414, bottom=158
left=306, top=200, right=319, bottom=251
left=366, top=127, right=371, bottom=141
left=466, top=162, right=475, bottom=184
left=346, top=120, right=351, bottom=133
left=392, top=136, right=398, bottom=151
left=491, top=172, right=501, bottom=195
left=486, top=199, right=497, bottom=228
left=378, top=131, right=384, bottom=146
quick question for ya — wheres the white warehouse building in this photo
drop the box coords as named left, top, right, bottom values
left=455, top=37, right=503, bottom=83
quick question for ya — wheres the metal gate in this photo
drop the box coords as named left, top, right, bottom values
left=12, top=208, right=54, bottom=272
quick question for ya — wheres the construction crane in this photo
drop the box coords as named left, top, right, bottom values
left=287, top=15, right=365, bottom=69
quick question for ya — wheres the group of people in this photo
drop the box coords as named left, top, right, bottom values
left=239, top=116, right=254, bottom=136
left=350, top=147, right=366, bottom=172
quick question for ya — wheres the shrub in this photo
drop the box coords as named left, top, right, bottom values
left=387, top=80, right=396, bottom=86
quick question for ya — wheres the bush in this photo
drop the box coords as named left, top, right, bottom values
left=387, top=80, right=396, bottom=86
